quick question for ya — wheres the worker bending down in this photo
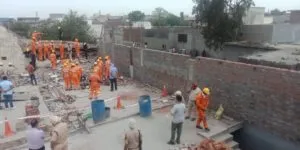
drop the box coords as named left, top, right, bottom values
left=49, top=51, right=57, bottom=70
left=62, top=63, right=71, bottom=90
left=89, top=69, right=101, bottom=100
left=195, top=88, right=210, bottom=131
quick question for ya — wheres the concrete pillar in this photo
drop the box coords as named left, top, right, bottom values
left=140, top=48, right=144, bottom=66
left=187, top=59, right=195, bottom=81
left=129, top=65, right=134, bottom=78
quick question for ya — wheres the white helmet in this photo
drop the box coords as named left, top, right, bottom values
left=8, top=62, right=13, bottom=66
left=174, top=91, right=182, bottom=96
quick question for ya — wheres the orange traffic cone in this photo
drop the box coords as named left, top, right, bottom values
left=161, top=85, right=168, bottom=97
left=4, top=117, right=13, bottom=137
left=116, top=96, right=123, bottom=109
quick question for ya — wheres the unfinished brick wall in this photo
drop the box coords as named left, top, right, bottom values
left=108, top=44, right=300, bottom=144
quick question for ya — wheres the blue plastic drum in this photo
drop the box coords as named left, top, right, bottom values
left=91, top=100, right=106, bottom=123
left=138, top=95, right=152, bottom=117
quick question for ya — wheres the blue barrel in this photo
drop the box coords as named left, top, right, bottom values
left=138, top=95, right=152, bottom=117
left=91, top=100, right=106, bottom=123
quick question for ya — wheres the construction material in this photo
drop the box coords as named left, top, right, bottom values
left=196, top=139, right=232, bottom=150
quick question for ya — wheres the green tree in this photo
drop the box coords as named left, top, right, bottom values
left=193, top=0, right=254, bottom=50
left=128, top=10, right=145, bottom=22
left=9, top=22, right=31, bottom=37
left=151, top=7, right=182, bottom=26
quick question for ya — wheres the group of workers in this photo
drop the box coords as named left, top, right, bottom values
left=88, top=56, right=113, bottom=100
left=61, top=60, right=83, bottom=90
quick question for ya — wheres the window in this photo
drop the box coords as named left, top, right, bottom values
left=178, top=34, right=187, bottom=43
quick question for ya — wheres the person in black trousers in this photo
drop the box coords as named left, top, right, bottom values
left=109, top=64, right=118, bottom=91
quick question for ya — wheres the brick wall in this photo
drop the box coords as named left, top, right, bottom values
left=106, top=44, right=300, bottom=144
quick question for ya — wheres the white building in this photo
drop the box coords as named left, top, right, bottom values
left=132, top=21, right=152, bottom=29
left=49, top=13, right=65, bottom=22
left=243, top=7, right=265, bottom=25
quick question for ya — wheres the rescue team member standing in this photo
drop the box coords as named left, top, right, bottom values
left=109, top=63, right=118, bottom=92
left=124, top=118, right=142, bottom=150
left=89, top=69, right=101, bottom=99
left=59, top=41, right=65, bottom=60
left=26, top=62, right=37, bottom=85
left=97, top=57, right=104, bottom=82
left=0, top=76, right=15, bottom=109
left=49, top=51, right=57, bottom=70
left=168, top=95, right=186, bottom=145
left=50, top=116, right=68, bottom=150
left=38, top=41, right=43, bottom=61
left=196, top=88, right=210, bottom=131
left=26, top=119, right=45, bottom=150
left=62, top=63, right=71, bottom=90
left=186, top=84, right=201, bottom=121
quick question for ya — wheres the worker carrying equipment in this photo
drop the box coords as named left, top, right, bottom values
left=195, top=87, right=210, bottom=131
left=89, top=69, right=101, bottom=100
left=49, top=51, right=57, bottom=70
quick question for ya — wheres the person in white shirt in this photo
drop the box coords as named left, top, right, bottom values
left=168, top=95, right=186, bottom=145
left=26, top=119, right=45, bottom=150
left=185, top=84, right=201, bottom=121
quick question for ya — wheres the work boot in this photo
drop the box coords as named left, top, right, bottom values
left=196, top=126, right=203, bottom=129
left=205, top=128, right=210, bottom=132
left=191, top=118, right=196, bottom=121
left=185, top=116, right=190, bottom=120
left=167, top=141, right=175, bottom=145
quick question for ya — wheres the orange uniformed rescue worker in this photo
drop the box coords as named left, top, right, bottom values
left=97, top=57, right=104, bottom=82
left=62, top=63, right=71, bottom=90
left=59, top=41, right=65, bottom=60
left=44, top=41, right=49, bottom=59
left=38, top=41, right=43, bottom=61
left=70, top=63, right=80, bottom=90
left=75, top=62, right=83, bottom=85
left=49, top=51, right=57, bottom=70
left=195, top=88, right=210, bottom=131
left=74, top=38, right=80, bottom=58
left=31, top=37, right=37, bottom=55
left=89, top=69, right=101, bottom=99
left=104, top=56, right=111, bottom=80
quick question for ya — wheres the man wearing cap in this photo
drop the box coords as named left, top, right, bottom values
left=124, top=118, right=142, bottom=150
left=195, top=88, right=211, bottom=131
left=185, top=84, right=201, bottom=121
left=0, top=76, right=15, bottom=109
left=50, top=116, right=68, bottom=150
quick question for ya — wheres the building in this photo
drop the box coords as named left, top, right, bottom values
left=290, top=10, right=300, bottom=24
left=243, top=7, right=265, bottom=25
left=0, top=18, right=15, bottom=25
left=132, top=21, right=152, bottom=29
left=17, top=17, right=39, bottom=24
left=49, top=13, right=65, bottom=22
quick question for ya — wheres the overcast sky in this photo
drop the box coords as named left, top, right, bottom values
left=0, top=0, right=299, bottom=18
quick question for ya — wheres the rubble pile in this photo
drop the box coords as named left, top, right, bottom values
left=196, top=139, right=231, bottom=150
